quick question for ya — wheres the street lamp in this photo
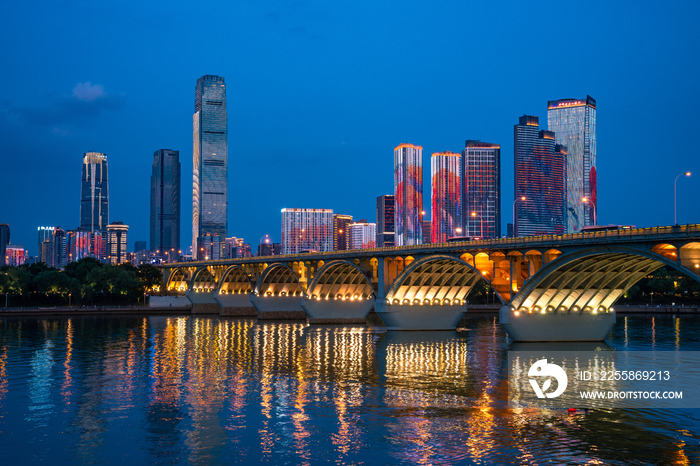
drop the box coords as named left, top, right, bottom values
left=582, top=197, right=597, bottom=226
left=675, top=171, right=691, bottom=224
left=512, top=196, right=526, bottom=237
left=471, top=212, right=483, bottom=238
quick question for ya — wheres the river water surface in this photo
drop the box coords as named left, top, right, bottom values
left=0, top=314, right=698, bottom=465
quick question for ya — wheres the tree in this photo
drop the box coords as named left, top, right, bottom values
left=137, top=264, right=163, bottom=292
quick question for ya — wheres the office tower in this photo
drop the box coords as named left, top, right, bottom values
left=0, top=224, right=9, bottom=263
left=333, top=214, right=353, bottom=250
left=547, top=96, right=597, bottom=231
left=52, top=227, right=67, bottom=268
left=394, top=143, right=423, bottom=246
left=422, top=220, right=432, bottom=244
left=514, top=116, right=567, bottom=236
left=258, top=234, right=281, bottom=256
left=376, top=195, right=395, bottom=247
left=281, top=208, right=333, bottom=254
left=462, top=140, right=501, bottom=238
left=80, top=152, right=109, bottom=232
left=198, top=233, right=223, bottom=260
left=348, top=222, right=376, bottom=249
left=431, top=152, right=462, bottom=243
left=150, top=149, right=181, bottom=255
left=134, top=240, right=147, bottom=253
left=193, top=75, right=228, bottom=257
left=38, top=226, right=54, bottom=263
left=107, top=222, right=128, bottom=265
left=66, top=228, right=104, bottom=262
left=224, top=237, right=251, bottom=258
left=5, top=245, right=25, bottom=266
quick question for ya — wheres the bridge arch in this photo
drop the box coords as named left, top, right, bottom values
left=191, top=267, right=216, bottom=292
left=254, top=263, right=304, bottom=297
left=509, top=246, right=700, bottom=314
left=385, top=254, right=504, bottom=306
left=166, top=267, right=189, bottom=292
left=219, top=265, right=254, bottom=295
left=305, top=260, right=375, bottom=300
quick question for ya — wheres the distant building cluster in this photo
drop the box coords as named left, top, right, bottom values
left=1, top=78, right=597, bottom=266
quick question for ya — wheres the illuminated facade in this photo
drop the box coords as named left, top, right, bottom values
left=394, top=143, right=423, bottom=246
left=547, top=96, right=597, bottom=231
left=67, top=228, right=105, bottom=262
left=38, top=226, right=54, bottom=263
left=376, top=195, right=395, bottom=247
left=107, top=221, right=128, bottom=265
left=5, top=245, right=25, bottom=266
left=349, top=222, right=376, bottom=249
left=150, top=149, right=180, bottom=255
left=193, top=75, right=228, bottom=257
left=431, top=152, right=462, bottom=243
left=281, top=208, right=333, bottom=254
left=462, top=141, right=500, bottom=238
left=80, top=152, right=109, bottom=232
left=333, top=214, right=353, bottom=250
left=514, top=115, right=567, bottom=236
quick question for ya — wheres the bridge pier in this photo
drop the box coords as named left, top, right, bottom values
left=376, top=300, right=466, bottom=330
left=499, top=305, right=616, bottom=342
left=185, top=290, right=221, bottom=314
left=214, top=291, right=257, bottom=316
left=250, top=293, right=307, bottom=320
left=301, top=295, right=375, bottom=324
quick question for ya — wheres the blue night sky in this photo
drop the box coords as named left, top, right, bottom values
left=2, top=1, right=699, bottom=256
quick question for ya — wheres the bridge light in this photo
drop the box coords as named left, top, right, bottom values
left=424, top=299, right=431, bottom=305
left=443, top=298, right=451, bottom=305
left=572, top=306, right=579, bottom=312
left=547, top=306, right=554, bottom=312
left=559, top=306, right=566, bottom=312
left=403, top=299, right=410, bottom=305
left=540, top=309, right=546, bottom=314
left=610, top=307, right=615, bottom=312
left=514, top=310, right=520, bottom=317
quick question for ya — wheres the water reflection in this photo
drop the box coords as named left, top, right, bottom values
left=0, top=314, right=697, bottom=465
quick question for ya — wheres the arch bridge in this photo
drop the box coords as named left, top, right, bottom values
left=161, top=224, right=700, bottom=341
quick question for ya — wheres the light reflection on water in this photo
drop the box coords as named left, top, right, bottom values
left=0, top=314, right=698, bottom=465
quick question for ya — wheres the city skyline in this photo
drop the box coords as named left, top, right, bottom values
left=2, top=2, right=699, bottom=254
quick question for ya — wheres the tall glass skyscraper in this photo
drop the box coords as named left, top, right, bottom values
left=193, top=75, right=228, bottom=259
left=376, top=195, right=395, bottom=247
left=150, top=149, right=181, bottom=254
left=514, top=115, right=567, bottom=236
left=394, top=143, right=423, bottom=246
left=281, top=208, right=333, bottom=254
left=430, top=152, right=462, bottom=243
left=462, top=141, right=500, bottom=239
left=80, top=152, right=109, bottom=232
left=547, top=96, right=597, bottom=231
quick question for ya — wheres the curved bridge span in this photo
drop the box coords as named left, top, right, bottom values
left=161, top=224, right=700, bottom=341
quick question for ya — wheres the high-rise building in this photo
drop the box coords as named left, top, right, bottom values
left=422, top=219, right=432, bottom=244
left=257, top=235, right=281, bottom=256
left=38, top=226, right=54, bottom=264
left=134, top=240, right=148, bottom=253
left=67, top=228, right=105, bottom=262
left=348, top=222, right=376, bottom=249
left=107, top=222, right=128, bottom=265
left=5, top=245, right=25, bottom=266
left=193, top=75, right=228, bottom=256
left=394, top=143, right=423, bottom=246
left=376, top=195, right=395, bottom=247
left=462, top=140, right=500, bottom=238
left=0, top=224, right=9, bottom=264
left=333, top=214, right=353, bottom=251
left=281, top=208, right=333, bottom=254
left=150, top=149, right=180, bottom=255
left=431, top=152, right=462, bottom=243
left=80, top=152, right=109, bottom=232
left=51, top=228, right=67, bottom=268
left=547, top=96, right=597, bottom=231
left=514, top=115, right=567, bottom=236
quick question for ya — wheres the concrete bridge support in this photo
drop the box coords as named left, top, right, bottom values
left=186, top=290, right=221, bottom=314
left=252, top=264, right=306, bottom=319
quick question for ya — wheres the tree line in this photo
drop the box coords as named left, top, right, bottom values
left=0, top=258, right=162, bottom=307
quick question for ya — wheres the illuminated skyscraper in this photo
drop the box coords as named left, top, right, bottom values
left=547, top=96, right=597, bottom=231
left=281, top=208, right=333, bottom=254
left=333, top=214, right=353, bottom=250
left=151, top=149, right=180, bottom=255
left=193, top=75, right=228, bottom=258
left=349, top=222, right=376, bottom=249
left=80, top=152, right=109, bottom=232
left=462, top=141, right=500, bottom=238
left=431, top=152, right=462, bottom=243
left=394, top=143, right=423, bottom=246
left=0, top=224, right=9, bottom=264
left=514, top=115, right=567, bottom=236
left=107, top=221, right=128, bottom=265
left=376, top=195, right=395, bottom=247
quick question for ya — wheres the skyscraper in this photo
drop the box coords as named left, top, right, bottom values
left=281, top=208, right=333, bottom=254
left=38, top=226, right=54, bottom=263
left=80, top=152, right=109, bottom=232
left=514, top=116, right=567, bottom=236
left=107, top=221, right=128, bottom=265
left=150, top=149, right=181, bottom=255
left=193, top=75, right=228, bottom=258
left=0, top=224, right=9, bottom=263
left=547, top=96, right=597, bottom=231
left=376, top=195, right=395, bottom=248
left=333, top=214, right=353, bottom=250
left=348, top=222, right=376, bottom=249
left=431, top=152, right=462, bottom=243
left=394, top=143, right=423, bottom=246
left=462, top=141, right=500, bottom=238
